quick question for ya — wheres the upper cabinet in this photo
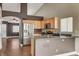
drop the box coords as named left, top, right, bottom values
left=60, top=17, right=73, bottom=32
left=41, top=17, right=59, bottom=29
left=34, top=20, right=42, bottom=29
left=23, top=17, right=59, bottom=29
left=23, top=20, right=42, bottom=29
left=54, top=17, right=59, bottom=29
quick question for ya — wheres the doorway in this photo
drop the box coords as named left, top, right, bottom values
left=0, top=16, right=31, bottom=56
left=1, top=16, right=20, bottom=55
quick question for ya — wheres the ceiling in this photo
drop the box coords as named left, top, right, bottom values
left=27, top=3, right=44, bottom=15
left=2, top=3, right=79, bottom=18
left=2, top=3, right=44, bottom=15
left=2, top=3, right=20, bottom=12
left=34, top=3, right=79, bottom=18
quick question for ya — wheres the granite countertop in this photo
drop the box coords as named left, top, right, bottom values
left=73, top=35, right=79, bottom=38
left=34, top=36, right=74, bottom=39
left=60, top=36, right=74, bottom=39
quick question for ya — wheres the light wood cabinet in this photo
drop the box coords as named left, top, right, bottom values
left=23, top=20, right=34, bottom=24
left=41, top=20, right=45, bottom=29
left=49, top=18, right=55, bottom=28
left=23, top=17, right=59, bottom=29
left=50, top=17, right=59, bottom=29
left=34, top=20, right=42, bottom=29
left=54, top=17, right=59, bottom=28
left=23, top=20, right=42, bottom=29
left=41, top=17, right=58, bottom=29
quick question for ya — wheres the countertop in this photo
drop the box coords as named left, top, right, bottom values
left=2, top=36, right=19, bottom=39
left=34, top=36, right=74, bottom=40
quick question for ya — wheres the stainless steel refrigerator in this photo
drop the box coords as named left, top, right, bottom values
left=23, top=23, right=34, bottom=45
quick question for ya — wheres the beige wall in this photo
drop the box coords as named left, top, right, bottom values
left=34, top=3, right=77, bottom=18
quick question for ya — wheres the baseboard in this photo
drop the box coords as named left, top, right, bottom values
left=55, top=51, right=77, bottom=56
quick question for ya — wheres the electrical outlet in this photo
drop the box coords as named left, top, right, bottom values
left=56, top=49, right=58, bottom=52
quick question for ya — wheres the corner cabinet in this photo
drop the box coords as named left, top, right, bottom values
left=60, top=17, right=73, bottom=32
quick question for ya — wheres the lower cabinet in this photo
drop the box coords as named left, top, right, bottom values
left=75, top=37, right=79, bottom=53
left=35, top=38, right=75, bottom=56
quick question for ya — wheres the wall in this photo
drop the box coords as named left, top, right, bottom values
left=2, top=3, right=20, bottom=12
left=2, top=21, right=19, bottom=36
left=7, top=23, right=19, bottom=36
left=35, top=3, right=76, bottom=18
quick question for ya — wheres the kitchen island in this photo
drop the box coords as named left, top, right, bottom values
left=31, top=36, right=75, bottom=56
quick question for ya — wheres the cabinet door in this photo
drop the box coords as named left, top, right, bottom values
left=60, top=18, right=68, bottom=32
left=49, top=18, right=54, bottom=28
left=54, top=17, right=58, bottom=29
left=37, top=21, right=42, bottom=29
left=34, top=20, right=42, bottom=29
left=75, top=38, right=79, bottom=53
left=23, top=20, right=42, bottom=29
left=67, top=17, right=73, bottom=32
left=44, top=19, right=49, bottom=24
left=41, top=20, right=45, bottom=29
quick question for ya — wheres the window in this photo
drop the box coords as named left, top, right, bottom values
left=13, top=25, right=19, bottom=32
left=1, top=24, right=7, bottom=37
left=60, top=17, right=73, bottom=32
